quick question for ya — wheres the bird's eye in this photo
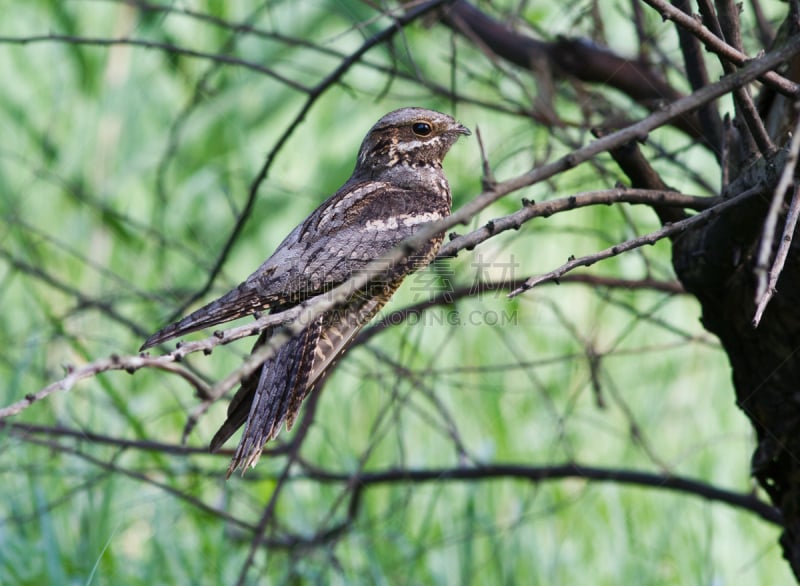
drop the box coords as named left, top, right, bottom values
left=412, top=122, right=432, bottom=136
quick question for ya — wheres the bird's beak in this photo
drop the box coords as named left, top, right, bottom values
left=456, top=124, right=472, bottom=136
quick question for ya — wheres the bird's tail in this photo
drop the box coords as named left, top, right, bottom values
left=214, top=290, right=393, bottom=476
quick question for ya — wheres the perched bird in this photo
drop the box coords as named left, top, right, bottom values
left=141, top=107, right=470, bottom=475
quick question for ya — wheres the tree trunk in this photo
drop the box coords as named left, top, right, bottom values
left=673, top=143, right=800, bottom=579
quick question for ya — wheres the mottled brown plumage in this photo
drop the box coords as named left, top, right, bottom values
left=141, top=107, right=470, bottom=475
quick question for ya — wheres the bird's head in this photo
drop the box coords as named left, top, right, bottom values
left=354, top=107, right=470, bottom=178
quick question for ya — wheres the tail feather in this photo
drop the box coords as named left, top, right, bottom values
left=224, top=317, right=323, bottom=475
left=212, top=291, right=393, bottom=476
left=208, top=333, right=267, bottom=453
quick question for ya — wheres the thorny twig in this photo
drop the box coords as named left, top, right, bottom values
left=509, top=184, right=765, bottom=296
left=753, top=110, right=800, bottom=325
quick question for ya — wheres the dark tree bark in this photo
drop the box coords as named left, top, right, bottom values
left=672, top=119, right=800, bottom=578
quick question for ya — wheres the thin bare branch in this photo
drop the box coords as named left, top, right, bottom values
left=642, top=0, right=800, bottom=97
left=753, top=184, right=800, bottom=326
left=750, top=0, right=776, bottom=47
left=669, top=0, right=723, bottom=154
left=356, top=275, right=685, bottom=346
left=715, top=0, right=745, bottom=53
left=509, top=183, right=766, bottom=296
left=440, top=188, right=714, bottom=258
left=18, top=433, right=258, bottom=532
left=0, top=308, right=299, bottom=419
left=753, top=110, right=800, bottom=324
left=696, top=0, right=774, bottom=156
left=0, top=33, right=309, bottom=92
left=475, top=126, right=496, bottom=188
left=300, top=461, right=782, bottom=525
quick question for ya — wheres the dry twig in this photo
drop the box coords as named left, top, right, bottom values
left=753, top=111, right=800, bottom=325
left=509, top=184, right=765, bottom=296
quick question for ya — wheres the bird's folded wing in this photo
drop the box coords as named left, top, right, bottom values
left=139, top=280, right=280, bottom=350
left=141, top=182, right=441, bottom=350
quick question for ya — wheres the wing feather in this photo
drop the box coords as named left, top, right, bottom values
left=141, top=180, right=444, bottom=349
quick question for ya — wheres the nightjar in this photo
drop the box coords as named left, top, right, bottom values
left=141, top=107, right=470, bottom=475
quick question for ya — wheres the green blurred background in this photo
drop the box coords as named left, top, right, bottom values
left=0, top=1, right=789, bottom=584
